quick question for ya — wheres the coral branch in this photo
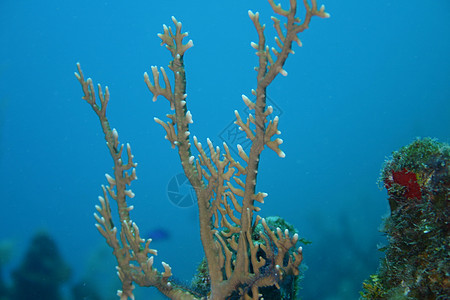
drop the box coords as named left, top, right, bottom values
left=76, top=1, right=328, bottom=299
left=76, top=64, right=199, bottom=300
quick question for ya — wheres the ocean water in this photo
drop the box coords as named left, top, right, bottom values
left=0, top=0, right=449, bottom=299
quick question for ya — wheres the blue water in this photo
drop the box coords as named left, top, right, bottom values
left=0, top=1, right=449, bottom=299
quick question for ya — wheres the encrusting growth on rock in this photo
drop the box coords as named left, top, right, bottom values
left=75, top=1, right=329, bottom=299
left=361, top=138, right=449, bottom=299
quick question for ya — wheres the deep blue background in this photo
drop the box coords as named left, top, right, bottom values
left=0, top=0, right=449, bottom=299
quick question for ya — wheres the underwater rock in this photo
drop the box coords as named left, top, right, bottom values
left=361, top=138, right=449, bottom=299
left=11, top=231, right=71, bottom=300
left=0, top=239, right=14, bottom=299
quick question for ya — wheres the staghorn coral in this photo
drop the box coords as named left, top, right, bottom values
left=75, top=1, right=329, bottom=299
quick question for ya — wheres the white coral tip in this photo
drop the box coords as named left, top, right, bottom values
left=112, top=128, right=118, bottom=139
left=105, top=173, right=115, bottom=185
left=125, top=189, right=135, bottom=198
left=185, top=111, right=193, bottom=123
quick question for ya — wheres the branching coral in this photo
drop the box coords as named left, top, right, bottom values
left=75, top=1, right=329, bottom=299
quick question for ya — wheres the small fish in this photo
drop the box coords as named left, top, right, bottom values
left=145, top=228, right=170, bottom=242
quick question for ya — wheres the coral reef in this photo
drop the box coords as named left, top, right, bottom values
left=75, top=1, right=329, bottom=299
left=190, top=216, right=308, bottom=299
left=361, top=138, right=450, bottom=299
